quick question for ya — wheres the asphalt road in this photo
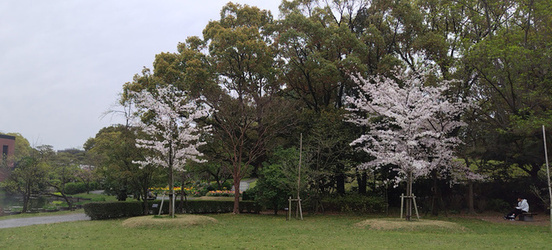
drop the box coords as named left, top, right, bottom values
left=0, top=213, right=90, bottom=229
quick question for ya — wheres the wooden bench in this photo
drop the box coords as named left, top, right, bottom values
left=519, top=213, right=537, bottom=222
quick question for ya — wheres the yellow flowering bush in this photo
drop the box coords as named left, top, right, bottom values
left=150, top=186, right=196, bottom=194
left=206, top=190, right=241, bottom=197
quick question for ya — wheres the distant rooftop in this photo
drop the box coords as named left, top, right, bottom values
left=0, top=134, right=16, bottom=140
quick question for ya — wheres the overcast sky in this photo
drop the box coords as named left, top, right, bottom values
left=0, top=0, right=281, bottom=150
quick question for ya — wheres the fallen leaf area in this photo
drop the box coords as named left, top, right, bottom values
left=354, top=218, right=467, bottom=232
left=122, top=215, right=218, bottom=229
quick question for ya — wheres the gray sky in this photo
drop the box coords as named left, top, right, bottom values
left=0, top=0, right=281, bottom=150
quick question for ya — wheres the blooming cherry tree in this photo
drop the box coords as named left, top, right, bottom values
left=346, top=70, right=471, bottom=220
left=131, top=86, right=210, bottom=217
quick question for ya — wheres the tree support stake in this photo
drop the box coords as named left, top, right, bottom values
left=400, top=193, right=420, bottom=220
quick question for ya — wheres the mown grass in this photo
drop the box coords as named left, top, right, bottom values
left=0, top=210, right=83, bottom=221
left=122, top=215, right=218, bottom=229
left=1, top=213, right=552, bottom=249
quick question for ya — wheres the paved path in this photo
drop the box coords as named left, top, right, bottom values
left=0, top=213, right=90, bottom=229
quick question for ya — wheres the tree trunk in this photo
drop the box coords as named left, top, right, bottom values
left=142, top=187, right=149, bottom=215
left=59, top=192, right=73, bottom=211
left=336, top=172, right=345, bottom=195
left=357, top=169, right=367, bottom=195
left=22, top=185, right=31, bottom=213
left=180, top=193, right=185, bottom=214
left=405, top=170, right=413, bottom=221
left=84, top=180, right=90, bottom=194
left=233, top=177, right=241, bottom=214
left=214, top=174, right=223, bottom=190
left=52, top=184, right=73, bottom=211
left=431, top=170, right=439, bottom=216
left=468, top=181, right=476, bottom=214
left=464, top=158, right=476, bottom=214
left=384, top=183, right=389, bottom=216
left=168, top=166, right=174, bottom=218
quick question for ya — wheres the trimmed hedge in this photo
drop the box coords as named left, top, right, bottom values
left=150, top=200, right=260, bottom=214
left=84, top=201, right=143, bottom=220
left=321, top=195, right=386, bottom=214
left=84, top=200, right=260, bottom=220
left=180, top=200, right=234, bottom=214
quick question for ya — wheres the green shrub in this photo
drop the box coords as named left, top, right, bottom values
left=85, top=200, right=260, bottom=220
left=242, top=189, right=255, bottom=200
left=183, top=200, right=234, bottom=213
left=84, top=202, right=143, bottom=220
left=239, top=201, right=261, bottom=213
left=253, top=164, right=291, bottom=213
left=65, top=182, right=87, bottom=195
left=321, top=195, right=386, bottom=214
left=160, top=200, right=259, bottom=214
left=486, top=198, right=510, bottom=212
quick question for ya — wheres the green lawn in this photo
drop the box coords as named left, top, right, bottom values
left=0, top=209, right=83, bottom=221
left=1, top=213, right=551, bottom=249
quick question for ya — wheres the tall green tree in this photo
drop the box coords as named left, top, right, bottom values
left=75, top=164, right=98, bottom=194
left=277, top=0, right=371, bottom=111
left=46, top=148, right=81, bottom=210
left=202, top=3, right=296, bottom=213
left=465, top=0, right=552, bottom=183
left=189, top=138, right=232, bottom=190
left=85, top=125, right=162, bottom=214
left=300, top=109, right=357, bottom=198
left=1, top=148, right=48, bottom=213
left=276, top=0, right=387, bottom=195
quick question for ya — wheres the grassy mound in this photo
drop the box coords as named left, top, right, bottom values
left=122, top=215, right=218, bottom=229
left=354, top=218, right=467, bottom=232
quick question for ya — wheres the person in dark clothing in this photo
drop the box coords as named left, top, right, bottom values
left=504, top=197, right=529, bottom=221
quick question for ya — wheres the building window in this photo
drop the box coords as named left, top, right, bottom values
left=2, top=145, right=7, bottom=161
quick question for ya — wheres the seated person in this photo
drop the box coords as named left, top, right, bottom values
left=504, top=197, right=529, bottom=220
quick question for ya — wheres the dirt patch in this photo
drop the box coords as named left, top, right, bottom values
left=122, top=215, right=217, bottom=229
left=355, top=218, right=467, bottom=232
left=452, top=212, right=550, bottom=226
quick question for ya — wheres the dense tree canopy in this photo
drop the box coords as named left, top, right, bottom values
left=86, top=0, right=552, bottom=214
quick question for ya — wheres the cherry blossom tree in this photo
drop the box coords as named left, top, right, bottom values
left=131, top=86, right=210, bottom=218
left=346, top=69, right=472, bottom=220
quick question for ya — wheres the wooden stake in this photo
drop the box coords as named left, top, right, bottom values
left=400, top=193, right=404, bottom=219
left=158, top=192, right=165, bottom=216
left=297, top=133, right=303, bottom=220
left=287, top=197, right=293, bottom=221
left=542, top=125, right=552, bottom=232
left=287, top=134, right=304, bottom=221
